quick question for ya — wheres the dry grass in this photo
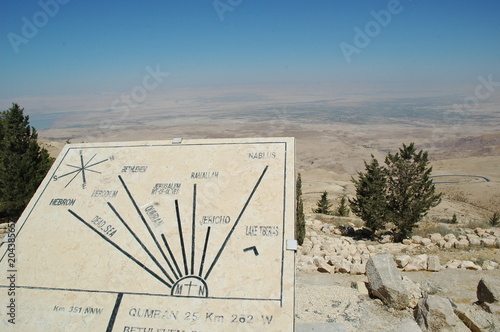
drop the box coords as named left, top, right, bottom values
left=411, top=221, right=461, bottom=238
left=467, top=219, right=493, bottom=229
left=435, top=247, right=499, bottom=265
left=313, top=214, right=364, bottom=228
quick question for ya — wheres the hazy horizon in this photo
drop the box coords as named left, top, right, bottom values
left=1, top=1, right=499, bottom=134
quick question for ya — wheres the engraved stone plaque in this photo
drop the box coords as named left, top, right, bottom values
left=0, top=137, right=295, bottom=331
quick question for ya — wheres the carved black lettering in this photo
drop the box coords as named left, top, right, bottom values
left=191, top=171, right=219, bottom=179
left=121, top=166, right=148, bottom=173
left=151, top=183, right=181, bottom=195
left=199, top=215, right=230, bottom=226
left=49, top=198, right=76, bottom=206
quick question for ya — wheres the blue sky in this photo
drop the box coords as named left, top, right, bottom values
left=1, top=0, right=500, bottom=99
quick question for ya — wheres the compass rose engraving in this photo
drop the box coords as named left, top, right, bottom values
left=53, top=151, right=108, bottom=189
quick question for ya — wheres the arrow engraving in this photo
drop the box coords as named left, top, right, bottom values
left=243, top=246, right=259, bottom=256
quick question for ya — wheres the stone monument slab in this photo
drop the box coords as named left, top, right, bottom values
left=0, top=137, right=295, bottom=331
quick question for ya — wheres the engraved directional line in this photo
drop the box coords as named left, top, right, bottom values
left=198, top=227, right=211, bottom=277
left=161, top=234, right=182, bottom=279
left=107, top=202, right=175, bottom=284
left=204, top=166, right=268, bottom=280
left=119, top=175, right=175, bottom=276
left=68, top=209, right=172, bottom=288
left=191, top=184, right=197, bottom=275
left=106, top=293, right=123, bottom=332
left=243, top=246, right=259, bottom=256
left=175, top=199, right=189, bottom=276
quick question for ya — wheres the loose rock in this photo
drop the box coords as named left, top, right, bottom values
left=366, top=254, right=409, bottom=309
left=415, top=295, right=470, bottom=332
left=427, top=255, right=440, bottom=272
left=477, top=276, right=500, bottom=304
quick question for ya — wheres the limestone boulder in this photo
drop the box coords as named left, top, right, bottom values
left=454, top=239, right=469, bottom=249
left=427, top=255, right=440, bottom=272
left=351, top=254, right=362, bottom=265
left=445, top=259, right=461, bottom=269
left=402, top=276, right=422, bottom=308
left=479, top=260, right=496, bottom=271
left=351, top=281, right=370, bottom=296
left=395, top=254, right=411, bottom=268
left=466, top=234, right=481, bottom=246
left=443, top=240, right=456, bottom=249
left=313, top=257, right=332, bottom=273
left=415, top=295, right=470, bottom=332
left=309, top=219, right=323, bottom=232
left=460, top=260, right=481, bottom=270
left=380, top=235, right=392, bottom=244
left=327, top=255, right=343, bottom=267
left=443, top=233, right=456, bottom=242
left=366, top=254, right=410, bottom=309
left=428, top=233, right=443, bottom=243
left=480, top=238, right=496, bottom=248
left=420, top=238, right=432, bottom=247
left=404, top=254, right=427, bottom=271
left=411, top=235, right=424, bottom=245
left=337, top=260, right=351, bottom=274
left=475, top=228, right=486, bottom=236
left=402, top=239, right=412, bottom=245
left=477, top=276, right=500, bottom=304
left=453, top=303, right=500, bottom=332
left=350, top=263, right=365, bottom=275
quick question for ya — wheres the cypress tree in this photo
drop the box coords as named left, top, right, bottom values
left=0, top=103, right=54, bottom=220
left=295, top=174, right=306, bottom=245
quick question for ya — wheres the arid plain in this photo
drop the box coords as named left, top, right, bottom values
left=35, top=84, right=500, bottom=225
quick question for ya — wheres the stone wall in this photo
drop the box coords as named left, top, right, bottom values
left=297, top=217, right=500, bottom=274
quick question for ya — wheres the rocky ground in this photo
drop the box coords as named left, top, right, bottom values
left=294, top=215, right=500, bottom=331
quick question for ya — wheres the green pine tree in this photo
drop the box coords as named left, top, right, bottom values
left=385, top=143, right=442, bottom=239
left=295, top=173, right=306, bottom=245
left=336, top=195, right=350, bottom=217
left=0, top=103, right=54, bottom=220
left=313, top=191, right=332, bottom=215
left=350, top=156, right=388, bottom=233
